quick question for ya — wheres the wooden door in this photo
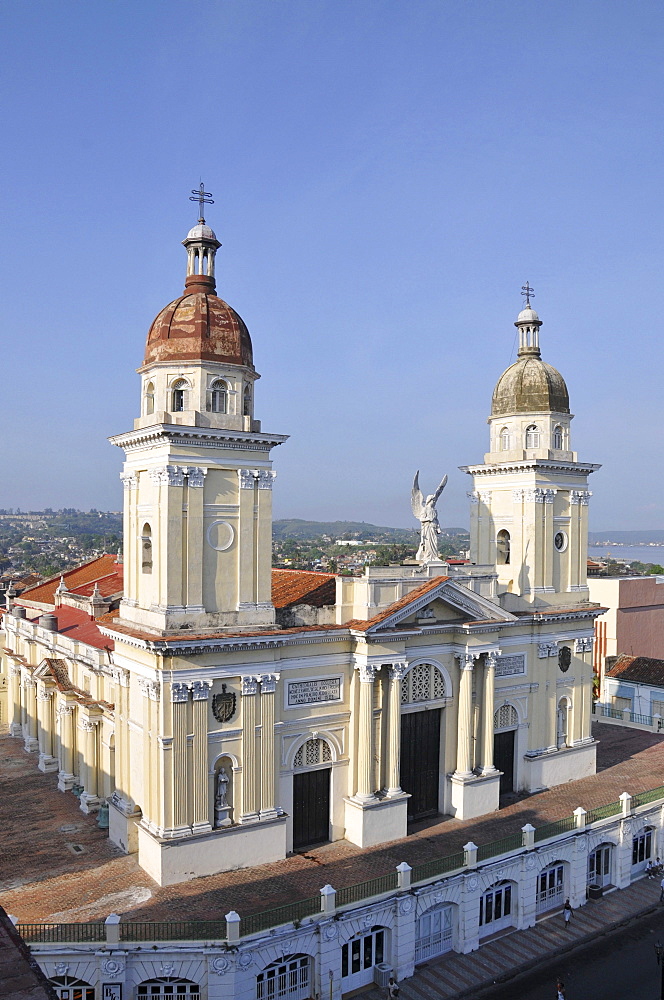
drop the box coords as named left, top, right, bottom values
left=401, top=708, right=441, bottom=819
left=293, top=767, right=330, bottom=848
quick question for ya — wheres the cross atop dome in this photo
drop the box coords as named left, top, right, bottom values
left=189, top=182, right=214, bottom=224
left=521, top=281, right=535, bottom=307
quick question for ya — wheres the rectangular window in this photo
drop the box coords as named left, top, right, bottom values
left=351, top=939, right=361, bottom=974
left=341, top=945, right=348, bottom=978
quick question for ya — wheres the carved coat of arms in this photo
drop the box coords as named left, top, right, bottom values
left=212, top=683, right=236, bottom=723
left=558, top=646, right=572, bottom=673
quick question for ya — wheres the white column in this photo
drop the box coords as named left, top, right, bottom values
left=23, top=678, right=38, bottom=752
left=241, top=676, right=260, bottom=822
left=455, top=654, right=476, bottom=777
left=80, top=717, right=101, bottom=813
left=57, top=701, right=76, bottom=791
left=259, top=673, right=280, bottom=820
left=480, top=651, right=499, bottom=773
left=386, top=662, right=407, bottom=796
left=355, top=664, right=378, bottom=802
left=37, top=687, right=58, bottom=772
left=8, top=664, right=22, bottom=737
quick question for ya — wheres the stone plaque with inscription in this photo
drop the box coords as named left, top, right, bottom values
left=287, top=677, right=341, bottom=707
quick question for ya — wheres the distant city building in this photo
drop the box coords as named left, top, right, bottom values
left=589, top=576, right=664, bottom=694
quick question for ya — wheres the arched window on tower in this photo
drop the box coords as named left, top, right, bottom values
left=208, top=379, right=228, bottom=413
left=171, top=379, right=188, bottom=412
left=525, top=425, right=540, bottom=449
left=500, top=427, right=510, bottom=451
left=145, top=381, right=155, bottom=416
left=553, top=425, right=564, bottom=450
left=243, top=384, right=252, bottom=417
left=496, top=529, right=510, bottom=565
left=141, top=523, right=152, bottom=573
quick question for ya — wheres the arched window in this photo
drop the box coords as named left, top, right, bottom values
left=401, top=662, right=445, bottom=704
left=48, top=978, right=95, bottom=1000
left=553, top=425, right=564, bottom=450
left=208, top=379, right=228, bottom=413
left=171, top=378, right=188, bottom=412
left=496, top=529, right=510, bottom=565
left=141, top=523, right=152, bottom=573
left=499, top=427, right=510, bottom=451
left=138, top=979, right=200, bottom=999
left=294, top=737, right=332, bottom=768
left=243, top=384, right=252, bottom=417
left=145, top=381, right=155, bottom=415
left=557, top=697, right=569, bottom=748
left=257, top=955, right=311, bottom=1000
left=588, top=843, right=612, bottom=888
left=525, top=425, right=540, bottom=449
left=494, top=704, right=518, bottom=731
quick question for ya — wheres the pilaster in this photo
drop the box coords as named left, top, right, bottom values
left=259, top=673, right=280, bottom=820
left=240, top=676, right=259, bottom=823
left=57, top=700, right=76, bottom=791
left=386, top=662, right=407, bottom=796
left=192, top=681, right=212, bottom=834
left=171, top=682, right=191, bottom=837
left=23, top=677, right=38, bottom=753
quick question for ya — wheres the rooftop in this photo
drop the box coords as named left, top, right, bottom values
left=606, top=653, right=664, bottom=686
left=1, top=723, right=663, bottom=925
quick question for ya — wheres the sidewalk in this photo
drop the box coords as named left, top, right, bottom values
left=364, top=876, right=662, bottom=1000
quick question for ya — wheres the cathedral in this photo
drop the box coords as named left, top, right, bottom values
left=1, top=206, right=601, bottom=887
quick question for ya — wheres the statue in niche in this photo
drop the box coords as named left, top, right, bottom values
left=411, top=471, right=448, bottom=563
left=214, top=765, right=232, bottom=828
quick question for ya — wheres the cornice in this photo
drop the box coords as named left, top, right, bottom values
left=459, top=459, right=601, bottom=477
left=108, top=423, right=289, bottom=454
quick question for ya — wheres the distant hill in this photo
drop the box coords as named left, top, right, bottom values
left=273, top=519, right=469, bottom=541
left=589, top=531, right=664, bottom=544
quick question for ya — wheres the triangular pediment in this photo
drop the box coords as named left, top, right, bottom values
left=365, top=578, right=517, bottom=633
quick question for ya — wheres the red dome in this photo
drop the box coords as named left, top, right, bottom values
left=143, top=274, right=254, bottom=368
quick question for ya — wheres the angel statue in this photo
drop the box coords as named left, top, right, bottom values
left=411, top=471, right=448, bottom=564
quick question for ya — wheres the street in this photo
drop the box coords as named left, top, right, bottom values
left=479, top=907, right=664, bottom=1000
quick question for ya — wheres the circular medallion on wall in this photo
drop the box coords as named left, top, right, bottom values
left=558, top=646, right=572, bottom=673
left=206, top=520, right=235, bottom=552
left=554, top=530, right=568, bottom=552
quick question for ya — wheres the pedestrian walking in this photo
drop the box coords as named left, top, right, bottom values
left=563, top=898, right=572, bottom=929
left=659, top=875, right=664, bottom=902
left=556, top=978, right=566, bottom=999
left=387, top=976, right=400, bottom=999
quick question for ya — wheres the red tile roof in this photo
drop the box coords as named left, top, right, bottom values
left=606, top=654, right=664, bottom=686
left=271, top=569, right=336, bottom=609
left=20, top=555, right=123, bottom=607
left=51, top=606, right=115, bottom=651
left=68, top=570, right=124, bottom=599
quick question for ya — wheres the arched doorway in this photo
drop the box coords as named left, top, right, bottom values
left=493, top=704, right=518, bottom=794
left=479, top=880, right=515, bottom=937
left=400, top=662, right=446, bottom=819
left=292, top=737, right=331, bottom=849
left=415, top=902, right=455, bottom=962
left=341, top=925, right=388, bottom=993
left=256, top=954, right=311, bottom=1000
left=48, top=977, right=95, bottom=1000
left=588, top=842, right=613, bottom=888
left=536, top=861, right=566, bottom=915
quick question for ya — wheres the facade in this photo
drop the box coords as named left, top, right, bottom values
left=600, top=653, right=664, bottom=726
left=1, top=211, right=603, bottom=890
left=25, top=790, right=664, bottom=1000
left=589, top=575, right=664, bottom=689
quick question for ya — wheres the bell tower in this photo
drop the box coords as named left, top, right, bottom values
left=460, top=288, right=600, bottom=611
left=110, top=192, right=288, bottom=632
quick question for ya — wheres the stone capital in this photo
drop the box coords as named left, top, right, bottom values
left=458, top=652, right=478, bottom=671
left=139, top=677, right=160, bottom=701
left=485, top=650, right=501, bottom=670
left=389, top=661, right=408, bottom=681
left=259, top=673, right=280, bottom=694
left=171, top=681, right=190, bottom=703
left=120, top=472, right=138, bottom=490
left=241, top=676, right=259, bottom=696
left=185, top=466, right=207, bottom=488
left=358, top=663, right=379, bottom=683
left=79, top=719, right=99, bottom=733
left=570, top=490, right=592, bottom=506
left=150, top=465, right=185, bottom=487
left=191, top=680, right=211, bottom=701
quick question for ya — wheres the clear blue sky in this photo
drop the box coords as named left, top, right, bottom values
left=1, top=1, right=662, bottom=531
